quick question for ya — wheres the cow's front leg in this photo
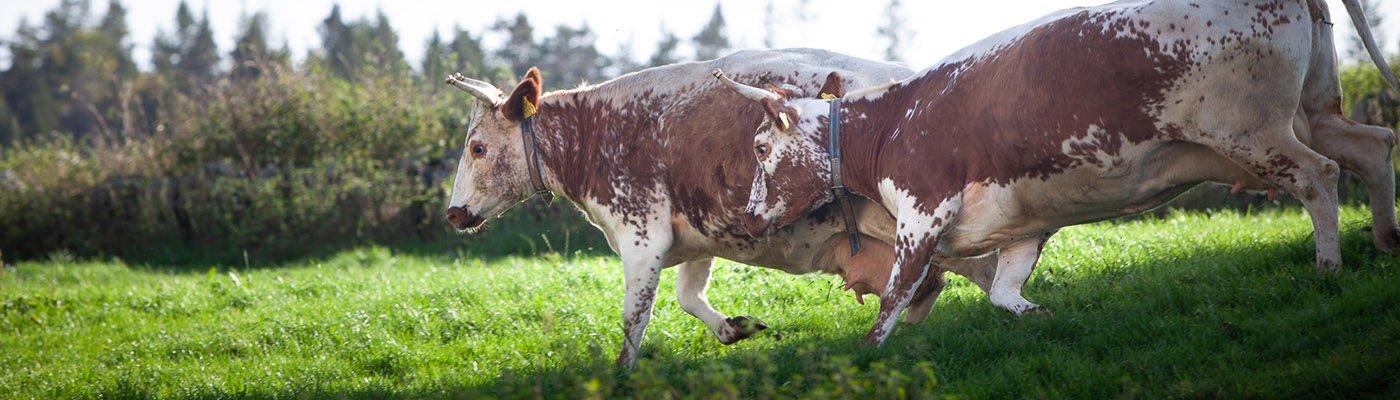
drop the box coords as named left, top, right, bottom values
left=904, top=253, right=997, bottom=323
left=616, top=250, right=664, bottom=367
left=863, top=195, right=959, bottom=345
left=614, top=228, right=674, bottom=367
left=988, top=232, right=1054, bottom=315
left=675, top=258, right=767, bottom=344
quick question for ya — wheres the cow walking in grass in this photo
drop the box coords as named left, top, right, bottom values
left=720, top=0, right=1400, bottom=346
left=442, top=49, right=1008, bottom=366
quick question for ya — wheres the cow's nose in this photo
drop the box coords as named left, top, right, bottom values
left=446, top=206, right=485, bottom=230
left=447, top=206, right=466, bottom=225
left=741, top=212, right=773, bottom=238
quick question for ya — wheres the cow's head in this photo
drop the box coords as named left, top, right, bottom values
left=714, top=69, right=842, bottom=237
left=444, top=67, right=545, bottom=231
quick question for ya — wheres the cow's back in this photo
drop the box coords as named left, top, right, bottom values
left=544, top=49, right=911, bottom=264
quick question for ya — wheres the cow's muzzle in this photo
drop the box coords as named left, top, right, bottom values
left=741, top=212, right=775, bottom=238
left=446, top=206, right=486, bottom=230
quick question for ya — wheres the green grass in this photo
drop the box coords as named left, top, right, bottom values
left=2, top=206, right=1399, bottom=399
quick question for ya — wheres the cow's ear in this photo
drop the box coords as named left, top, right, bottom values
left=523, top=67, right=542, bottom=87
left=502, top=67, right=543, bottom=121
left=819, top=71, right=844, bottom=100
left=761, top=99, right=796, bottom=132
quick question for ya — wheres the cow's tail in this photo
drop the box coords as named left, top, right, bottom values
left=1341, top=0, right=1400, bottom=95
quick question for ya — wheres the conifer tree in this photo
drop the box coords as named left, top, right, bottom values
left=692, top=4, right=729, bottom=61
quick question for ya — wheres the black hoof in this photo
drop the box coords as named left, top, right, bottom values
left=718, top=316, right=768, bottom=345
left=1019, top=305, right=1053, bottom=316
left=729, top=316, right=769, bottom=332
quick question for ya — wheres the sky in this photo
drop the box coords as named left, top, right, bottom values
left=1, top=0, right=1399, bottom=79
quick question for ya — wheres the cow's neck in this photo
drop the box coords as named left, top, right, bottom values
left=527, top=88, right=666, bottom=206
left=829, top=73, right=970, bottom=213
left=525, top=95, right=577, bottom=203
left=823, top=98, right=898, bottom=207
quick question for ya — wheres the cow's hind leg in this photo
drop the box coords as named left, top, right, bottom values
left=675, top=258, right=767, bottom=344
left=988, top=233, right=1053, bottom=315
left=1206, top=125, right=1342, bottom=271
left=903, top=253, right=998, bottom=323
left=902, top=267, right=946, bottom=324
left=1299, top=4, right=1400, bottom=255
left=1307, top=114, right=1400, bottom=255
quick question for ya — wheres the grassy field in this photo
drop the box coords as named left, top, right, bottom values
left=2, top=206, right=1398, bottom=399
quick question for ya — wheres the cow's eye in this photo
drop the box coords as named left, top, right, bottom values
left=755, top=143, right=769, bottom=159
left=470, top=141, right=487, bottom=158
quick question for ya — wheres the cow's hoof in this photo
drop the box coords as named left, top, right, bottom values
left=1021, top=305, right=1053, bottom=316
left=1375, top=226, right=1400, bottom=256
left=716, top=316, right=768, bottom=345
left=1004, top=302, right=1049, bottom=316
left=616, top=349, right=637, bottom=368
left=1315, top=258, right=1342, bottom=274
left=860, top=329, right=890, bottom=346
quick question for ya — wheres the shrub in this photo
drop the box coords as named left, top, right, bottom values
left=0, top=64, right=604, bottom=266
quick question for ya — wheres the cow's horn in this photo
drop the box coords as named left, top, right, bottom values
left=713, top=68, right=781, bottom=102
left=446, top=73, right=505, bottom=103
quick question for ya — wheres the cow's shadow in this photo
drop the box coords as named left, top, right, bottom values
left=88, top=196, right=614, bottom=274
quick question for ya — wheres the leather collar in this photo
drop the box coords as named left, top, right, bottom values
left=520, top=114, right=553, bottom=204
left=827, top=98, right=861, bottom=256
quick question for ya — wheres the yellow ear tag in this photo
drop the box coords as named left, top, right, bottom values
left=778, top=113, right=791, bottom=130
left=820, top=93, right=838, bottom=100
left=522, top=99, right=538, bottom=119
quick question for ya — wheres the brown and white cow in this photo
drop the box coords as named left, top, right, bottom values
left=722, top=0, right=1400, bottom=346
left=442, top=49, right=1009, bottom=366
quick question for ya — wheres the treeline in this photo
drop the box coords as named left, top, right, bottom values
left=0, top=0, right=748, bottom=147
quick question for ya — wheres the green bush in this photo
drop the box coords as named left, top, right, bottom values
left=0, top=64, right=604, bottom=266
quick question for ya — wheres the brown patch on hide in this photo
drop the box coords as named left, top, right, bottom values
left=532, top=72, right=800, bottom=241
left=814, top=8, right=1205, bottom=214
